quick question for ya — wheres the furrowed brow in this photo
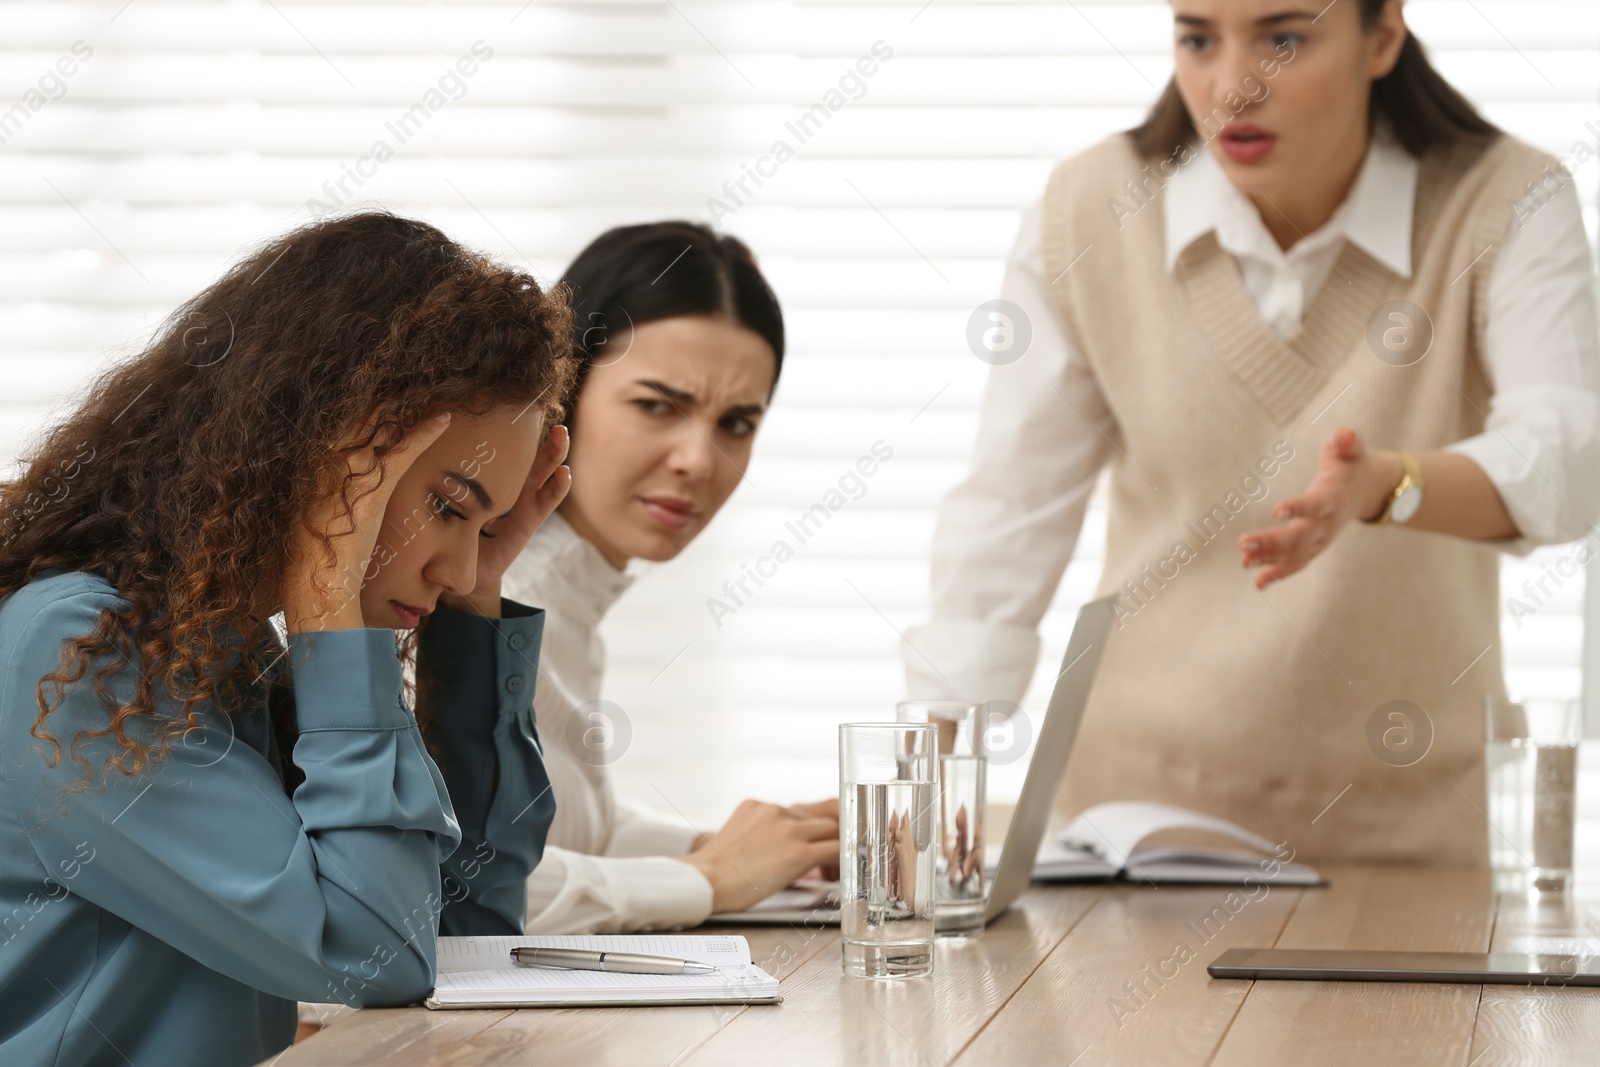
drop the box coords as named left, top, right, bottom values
left=639, top=379, right=698, bottom=407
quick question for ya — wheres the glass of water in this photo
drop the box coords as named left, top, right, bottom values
left=839, top=722, right=938, bottom=978
left=1485, top=695, right=1581, bottom=892
left=897, top=701, right=986, bottom=937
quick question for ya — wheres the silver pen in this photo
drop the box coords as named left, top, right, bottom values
left=509, top=947, right=718, bottom=975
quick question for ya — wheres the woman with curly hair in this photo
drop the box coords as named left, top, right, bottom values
left=0, top=212, right=577, bottom=1067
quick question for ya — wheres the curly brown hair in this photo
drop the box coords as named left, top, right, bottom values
left=0, top=211, right=577, bottom=791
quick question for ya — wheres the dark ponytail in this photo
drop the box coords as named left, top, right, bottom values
left=1129, top=1, right=1498, bottom=160
left=1370, top=32, right=1498, bottom=153
left=557, top=220, right=785, bottom=409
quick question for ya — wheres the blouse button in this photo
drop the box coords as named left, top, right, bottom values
left=508, top=632, right=526, bottom=650
left=506, top=675, right=525, bottom=693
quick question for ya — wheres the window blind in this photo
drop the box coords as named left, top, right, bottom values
left=2, top=1, right=1596, bottom=825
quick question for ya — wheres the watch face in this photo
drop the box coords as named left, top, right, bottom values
left=1391, top=486, right=1423, bottom=524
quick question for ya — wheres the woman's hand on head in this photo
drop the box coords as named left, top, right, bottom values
left=283, top=412, right=454, bottom=632
left=437, top=424, right=571, bottom=617
left=673, top=798, right=840, bottom=914
left=1236, top=426, right=1400, bottom=590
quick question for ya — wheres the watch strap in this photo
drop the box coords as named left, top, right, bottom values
left=1364, top=452, right=1421, bottom=526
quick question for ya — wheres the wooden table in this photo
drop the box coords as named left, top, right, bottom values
left=262, top=866, right=1600, bottom=1066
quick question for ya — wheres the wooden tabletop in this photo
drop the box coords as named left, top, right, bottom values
left=263, top=866, right=1600, bottom=1066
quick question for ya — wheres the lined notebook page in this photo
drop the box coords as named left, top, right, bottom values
left=429, top=935, right=778, bottom=1007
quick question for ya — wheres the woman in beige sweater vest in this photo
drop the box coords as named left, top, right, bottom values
left=908, top=0, right=1600, bottom=865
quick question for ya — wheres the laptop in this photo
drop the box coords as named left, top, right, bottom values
left=706, top=594, right=1117, bottom=927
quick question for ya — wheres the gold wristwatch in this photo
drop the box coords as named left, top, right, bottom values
left=1364, top=452, right=1424, bottom=525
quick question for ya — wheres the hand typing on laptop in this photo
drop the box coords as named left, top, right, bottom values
left=673, top=798, right=840, bottom=913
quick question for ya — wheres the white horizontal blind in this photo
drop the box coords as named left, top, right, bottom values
left=1, top=2, right=1597, bottom=828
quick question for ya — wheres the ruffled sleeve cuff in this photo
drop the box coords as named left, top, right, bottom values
left=604, top=855, right=715, bottom=930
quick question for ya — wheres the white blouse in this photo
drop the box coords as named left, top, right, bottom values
left=501, top=512, right=715, bottom=933
left=906, top=129, right=1600, bottom=705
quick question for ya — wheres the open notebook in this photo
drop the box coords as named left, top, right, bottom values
left=716, top=802, right=1322, bottom=925
left=425, top=934, right=781, bottom=1009
left=1020, top=801, right=1323, bottom=885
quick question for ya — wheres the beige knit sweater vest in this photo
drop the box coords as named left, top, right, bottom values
left=1039, top=132, right=1561, bottom=866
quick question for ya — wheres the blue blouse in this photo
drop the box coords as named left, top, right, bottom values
left=0, top=570, right=556, bottom=1067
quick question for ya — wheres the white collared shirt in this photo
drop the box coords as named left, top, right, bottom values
left=1163, top=125, right=1419, bottom=340
left=905, top=132, right=1600, bottom=706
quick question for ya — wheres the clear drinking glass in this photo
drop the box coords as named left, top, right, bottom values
left=1485, top=695, right=1581, bottom=892
left=839, top=722, right=938, bottom=978
left=897, top=701, right=986, bottom=937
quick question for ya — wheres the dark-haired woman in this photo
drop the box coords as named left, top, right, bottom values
left=506, top=222, right=838, bottom=933
left=0, top=212, right=577, bottom=1066
left=908, top=0, right=1600, bottom=865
